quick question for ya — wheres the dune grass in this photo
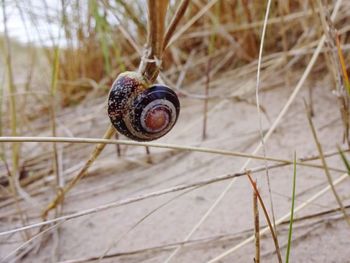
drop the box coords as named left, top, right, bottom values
left=1, top=0, right=350, bottom=262
left=285, top=152, right=297, bottom=263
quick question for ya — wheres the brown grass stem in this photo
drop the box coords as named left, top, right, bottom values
left=253, top=181, right=260, bottom=263
left=166, top=0, right=219, bottom=49
left=254, top=0, right=277, bottom=244
left=305, top=101, right=350, bottom=226
left=98, top=187, right=198, bottom=261
left=163, top=0, right=190, bottom=50
left=207, top=172, right=349, bottom=262
left=42, top=126, right=116, bottom=219
left=246, top=172, right=282, bottom=263
left=139, top=0, right=169, bottom=82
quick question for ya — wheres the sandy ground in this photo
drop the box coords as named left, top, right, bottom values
left=1, top=69, right=350, bottom=263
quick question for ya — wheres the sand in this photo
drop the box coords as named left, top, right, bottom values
left=1, top=65, right=350, bottom=263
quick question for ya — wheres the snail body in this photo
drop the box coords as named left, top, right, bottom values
left=108, top=71, right=180, bottom=141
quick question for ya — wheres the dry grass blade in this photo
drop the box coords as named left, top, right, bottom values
left=139, top=0, right=169, bottom=82
left=315, top=0, right=350, bottom=145
left=43, top=202, right=350, bottom=263
left=10, top=204, right=350, bottom=263
left=0, top=156, right=348, bottom=239
left=285, top=152, right=297, bottom=263
left=254, top=0, right=277, bottom=246
left=253, top=180, right=260, bottom=263
left=246, top=172, right=282, bottom=263
left=42, top=126, right=116, bottom=219
left=207, top=172, right=349, bottom=262
left=165, top=0, right=218, bottom=49
left=115, top=0, right=146, bottom=34
left=337, top=146, right=350, bottom=174
left=1, top=0, right=29, bottom=240
left=305, top=101, right=350, bottom=226
left=163, top=0, right=190, bottom=50
left=98, top=187, right=198, bottom=261
left=335, top=33, right=350, bottom=94
left=0, top=163, right=304, bottom=237
left=315, top=0, right=350, bottom=95
left=1, top=222, right=65, bottom=263
left=50, top=46, right=60, bottom=200
left=0, top=136, right=344, bottom=172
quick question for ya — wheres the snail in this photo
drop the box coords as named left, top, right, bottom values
left=107, top=71, right=180, bottom=141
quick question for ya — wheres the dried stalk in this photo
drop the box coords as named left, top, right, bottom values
left=0, top=136, right=346, bottom=172
left=305, top=101, right=350, bottom=226
left=285, top=153, right=297, bottom=263
left=166, top=0, right=219, bottom=48
left=42, top=126, right=115, bottom=219
left=163, top=0, right=190, bottom=50
left=139, top=0, right=169, bottom=83
left=246, top=172, right=282, bottom=263
left=1, top=0, right=29, bottom=240
left=30, top=205, right=350, bottom=263
left=0, top=145, right=346, bottom=213
left=2, top=165, right=349, bottom=238
left=202, top=59, right=210, bottom=140
left=254, top=0, right=277, bottom=241
left=253, top=181, right=260, bottom=263
left=208, top=172, right=349, bottom=262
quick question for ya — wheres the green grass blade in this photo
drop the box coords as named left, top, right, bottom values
left=91, top=0, right=111, bottom=75
left=51, top=46, right=60, bottom=95
left=285, top=152, right=297, bottom=263
left=337, top=146, right=350, bottom=175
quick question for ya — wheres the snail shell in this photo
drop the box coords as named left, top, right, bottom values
left=108, top=71, right=180, bottom=141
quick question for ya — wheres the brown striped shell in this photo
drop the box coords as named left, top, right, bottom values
left=107, top=72, right=180, bottom=141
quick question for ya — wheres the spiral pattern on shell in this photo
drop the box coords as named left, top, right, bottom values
left=107, top=72, right=180, bottom=141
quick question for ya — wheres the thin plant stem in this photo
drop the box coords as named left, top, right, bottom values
left=253, top=181, right=260, bottom=263
left=207, top=173, right=349, bottom=263
left=285, top=152, right=297, bottom=263
left=165, top=0, right=219, bottom=49
left=254, top=0, right=278, bottom=245
left=139, top=0, right=169, bottom=82
left=1, top=0, right=29, bottom=240
left=2, top=168, right=349, bottom=239
left=305, top=101, right=350, bottom=226
left=163, top=0, right=190, bottom=50
left=98, top=187, right=198, bottom=261
left=337, top=146, right=350, bottom=173
left=32, top=204, right=350, bottom=263
left=246, top=172, right=282, bottom=263
left=50, top=46, right=60, bottom=193
left=42, top=126, right=116, bottom=219
left=0, top=136, right=345, bottom=172
left=202, top=58, right=210, bottom=140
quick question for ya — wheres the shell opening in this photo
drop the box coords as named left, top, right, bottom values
left=144, top=106, right=170, bottom=133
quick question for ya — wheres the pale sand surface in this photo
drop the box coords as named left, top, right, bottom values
left=0, top=70, right=349, bottom=263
